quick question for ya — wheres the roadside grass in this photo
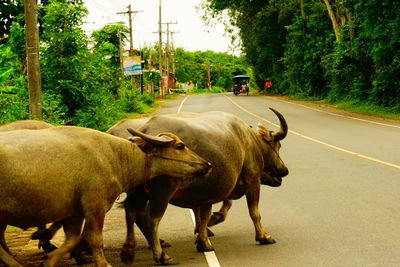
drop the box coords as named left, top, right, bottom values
left=334, top=101, right=400, bottom=120
left=285, top=94, right=400, bottom=121
left=193, top=86, right=226, bottom=94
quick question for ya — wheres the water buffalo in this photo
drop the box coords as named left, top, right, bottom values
left=108, top=108, right=289, bottom=265
left=0, top=120, right=53, bottom=131
left=0, top=126, right=211, bottom=267
left=0, top=120, right=58, bottom=253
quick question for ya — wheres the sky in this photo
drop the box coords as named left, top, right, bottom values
left=83, top=0, right=234, bottom=53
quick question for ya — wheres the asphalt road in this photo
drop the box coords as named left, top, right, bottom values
left=5, top=93, right=400, bottom=267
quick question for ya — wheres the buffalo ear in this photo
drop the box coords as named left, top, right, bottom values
left=257, top=123, right=273, bottom=142
left=128, top=136, right=151, bottom=152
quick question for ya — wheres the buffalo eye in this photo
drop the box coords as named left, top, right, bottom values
left=176, top=143, right=185, bottom=150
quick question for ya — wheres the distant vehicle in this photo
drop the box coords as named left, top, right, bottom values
left=233, top=74, right=250, bottom=96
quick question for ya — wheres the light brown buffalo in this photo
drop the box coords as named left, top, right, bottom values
left=0, top=119, right=53, bottom=131
left=0, top=120, right=58, bottom=254
left=107, top=109, right=289, bottom=265
left=0, top=126, right=211, bottom=267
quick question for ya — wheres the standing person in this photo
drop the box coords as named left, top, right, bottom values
left=265, top=79, right=272, bottom=90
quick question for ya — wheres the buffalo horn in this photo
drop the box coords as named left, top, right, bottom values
left=127, top=128, right=174, bottom=146
left=269, top=108, right=288, bottom=141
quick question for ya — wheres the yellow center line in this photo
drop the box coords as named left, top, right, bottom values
left=224, top=94, right=400, bottom=170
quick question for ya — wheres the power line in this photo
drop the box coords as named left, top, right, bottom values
left=112, top=0, right=127, bottom=9
left=88, top=0, right=121, bottom=13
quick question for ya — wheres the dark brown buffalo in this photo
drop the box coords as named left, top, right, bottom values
left=107, top=109, right=289, bottom=265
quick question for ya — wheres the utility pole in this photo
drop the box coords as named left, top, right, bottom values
left=158, top=0, right=163, bottom=97
left=117, top=5, right=142, bottom=55
left=118, top=31, right=123, bottom=76
left=170, top=31, right=176, bottom=76
left=24, top=0, right=43, bottom=120
left=162, top=22, right=177, bottom=93
left=165, top=22, right=170, bottom=89
left=117, top=5, right=142, bottom=90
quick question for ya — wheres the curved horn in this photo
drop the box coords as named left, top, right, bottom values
left=269, top=108, right=288, bottom=141
left=127, top=128, right=174, bottom=146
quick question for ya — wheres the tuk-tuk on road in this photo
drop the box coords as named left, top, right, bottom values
left=233, top=74, right=250, bottom=96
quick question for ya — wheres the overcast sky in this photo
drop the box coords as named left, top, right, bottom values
left=83, top=0, right=233, bottom=53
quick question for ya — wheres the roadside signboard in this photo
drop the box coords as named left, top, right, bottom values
left=123, top=55, right=142, bottom=75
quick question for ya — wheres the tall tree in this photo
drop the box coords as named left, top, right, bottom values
left=323, top=0, right=341, bottom=42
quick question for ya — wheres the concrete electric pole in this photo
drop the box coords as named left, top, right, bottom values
left=24, top=0, right=43, bottom=120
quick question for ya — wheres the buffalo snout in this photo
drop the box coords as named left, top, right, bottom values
left=196, top=161, right=212, bottom=176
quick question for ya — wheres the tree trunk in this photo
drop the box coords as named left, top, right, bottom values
left=346, top=9, right=355, bottom=40
left=300, top=0, right=306, bottom=19
left=323, top=0, right=341, bottom=42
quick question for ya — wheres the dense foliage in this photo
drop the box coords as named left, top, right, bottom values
left=0, top=0, right=251, bottom=128
left=204, top=0, right=400, bottom=112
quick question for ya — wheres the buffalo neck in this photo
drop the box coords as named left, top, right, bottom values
left=114, top=141, right=150, bottom=192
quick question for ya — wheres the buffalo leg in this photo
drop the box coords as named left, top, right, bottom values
left=145, top=198, right=177, bottom=265
left=32, top=223, right=60, bottom=253
left=0, top=223, right=22, bottom=267
left=82, top=209, right=110, bottom=267
left=144, top=178, right=180, bottom=265
left=195, top=204, right=214, bottom=252
left=120, top=186, right=148, bottom=265
left=208, top=200, right=233, bottom=227
left=245, top=188, right=275, bottom=245
left=0, top=224, right=10, bottom=254
left=120, top=204, right=139, bottom=265
left=0, top=244, right=22, bottom=267
left=69, top=224, right=93, bottom=264
left=43, top=217, right=83, bottom=267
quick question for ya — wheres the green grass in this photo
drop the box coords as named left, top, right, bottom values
left=279, top=93, right=400, bottom=121
left=192, top=86, right=226, bottom=94
left=334, top=100, right=400, bottom=121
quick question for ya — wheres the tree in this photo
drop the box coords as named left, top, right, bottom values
left=323, top=0, right=341, bottom=42
left=0, top=0, right=24, bottom=45
left=91, top=22, right=129, bottom=66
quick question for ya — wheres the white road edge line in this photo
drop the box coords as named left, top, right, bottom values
left=224, top=94, right=400, bottom=170
left=178, top=96, right=222, bottom=267
left=177, top=95, right=190, bottom=113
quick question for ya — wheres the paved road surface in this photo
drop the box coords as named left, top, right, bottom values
left=4, top=93, right=400, bottom=267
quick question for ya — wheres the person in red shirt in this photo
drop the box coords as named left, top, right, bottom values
left=265, top=80, right=272, bottom=89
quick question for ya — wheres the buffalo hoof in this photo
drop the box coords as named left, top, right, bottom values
left=120, top=244, right=135, bottom=265
left=160, top=239, right=172, bottom=248
left=159, top=258, right=179, bottom=265
left=39, top=240, right=57, bottom=253
left=195, top=239, right=214, bottom=252
left=76, top=239, right=92, bottom=255
left=257, top=235, right=276, bottom=245
left=70, top=250, right=93, bottom=264
left=159, top=252, right=179, bottom=265
left=208, top=212, right=225, bottom=227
